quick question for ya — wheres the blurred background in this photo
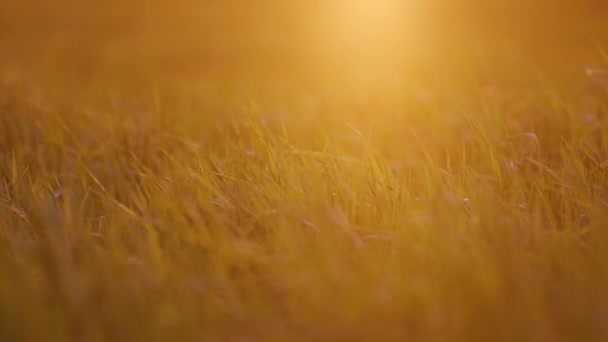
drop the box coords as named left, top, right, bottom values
left=1, top=0, right=608, bottom=96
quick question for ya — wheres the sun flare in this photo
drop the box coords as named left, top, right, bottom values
left=335, top=1, right=409, bottom=44
left=316, top=0, right=416, bottom=73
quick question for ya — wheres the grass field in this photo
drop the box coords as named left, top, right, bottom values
left=2, top=1, right=608, bottom=341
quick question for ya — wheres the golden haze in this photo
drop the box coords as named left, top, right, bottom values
left=1, top=1, right=608, bottom=341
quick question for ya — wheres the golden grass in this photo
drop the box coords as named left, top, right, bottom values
left=2, top=6, right=608, bottom=339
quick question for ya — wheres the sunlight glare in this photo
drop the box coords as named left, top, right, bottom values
left=322, top=0, right=416, bottom=74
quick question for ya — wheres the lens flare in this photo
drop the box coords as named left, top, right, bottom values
left=318, top=0, right=416, bottom=74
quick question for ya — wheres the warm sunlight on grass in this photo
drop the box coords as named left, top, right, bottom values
left=2, top=0, right=608, bottom=341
